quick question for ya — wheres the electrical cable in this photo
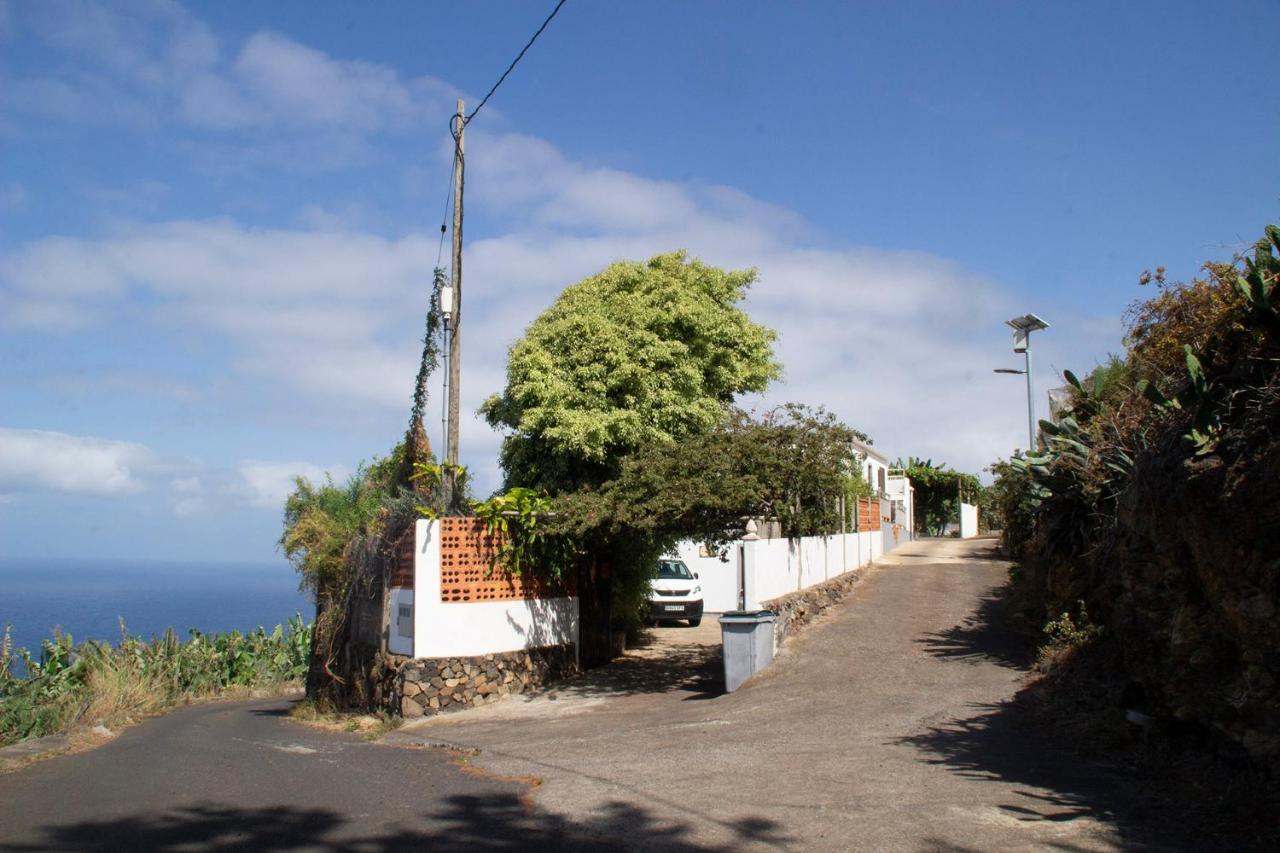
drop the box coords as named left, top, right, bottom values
left=443, top=0, right=567, bottom=244
left=436, top=153, right=456, bottom=268
left=464, top=0, right=568, bottom=127
left=435, top=0, right=567, bottom=459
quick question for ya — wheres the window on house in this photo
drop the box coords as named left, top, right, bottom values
left=878, top=468, right=886, bottom=493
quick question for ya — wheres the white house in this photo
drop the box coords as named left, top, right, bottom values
left=851, top=438, right=891, bottom=496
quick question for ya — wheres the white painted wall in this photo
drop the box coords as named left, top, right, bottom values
left=675, top=543, right=741, bottom=612
left=773, top=532, right=879, bottom=606
left=682, top=531, right=884, bottom=611
left=959, top=503, right=979, bottom=539
left=411, top=519, right=579, bottom=659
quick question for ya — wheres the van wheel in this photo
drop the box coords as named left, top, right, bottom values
left=688, top=617, right=701, bottom=627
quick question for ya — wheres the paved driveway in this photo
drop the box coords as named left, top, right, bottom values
left=1, top=539, right=1207, bottom=851
left=388, top=537, right=1202, bottom=851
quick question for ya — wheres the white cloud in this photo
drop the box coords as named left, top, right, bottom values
left=0, top=427, right=156, bottom=495
left=4, top=1, right=457, bottom=166
left=237, top=460, right=347, bottom=509
left=1, top=219, right=436, bottom=403
left=206, top=32, right=452, bottom=132
left=1, top=128, right=1119, bottom=487
left=0, top=426, right=348, bottom=516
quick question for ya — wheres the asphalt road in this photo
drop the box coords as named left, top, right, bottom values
left=0, top=695, right=619, bottom=851
left=389, top=537, right=1206, bottom=851
left=1, top=538, right=1207, bottom=851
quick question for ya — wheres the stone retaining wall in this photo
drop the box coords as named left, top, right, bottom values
left=393, top=645, right=577, bottom=719
left=764, top=565, right=870, bottom=646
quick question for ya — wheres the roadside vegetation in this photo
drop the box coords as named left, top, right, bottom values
left=283, top=251, right=883, bottom=699
left=991, top=223, right=1280, bottom=839
left=0, top=616, right=311, bottom=748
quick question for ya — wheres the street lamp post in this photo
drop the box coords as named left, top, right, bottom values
left=999, top=313, right=1049, bottom=451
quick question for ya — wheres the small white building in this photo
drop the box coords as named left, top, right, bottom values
left=885, top=473, right=916, bottom=547
left=851, top=438, right=891, bottom=496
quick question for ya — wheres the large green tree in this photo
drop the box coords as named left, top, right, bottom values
left=481, top=251, right=780, bottom=493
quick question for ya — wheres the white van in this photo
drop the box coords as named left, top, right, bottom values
left=648, top=558, right=704, bottom=626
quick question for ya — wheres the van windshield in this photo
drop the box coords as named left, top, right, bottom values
left=656, top=560, right=693, bottom=580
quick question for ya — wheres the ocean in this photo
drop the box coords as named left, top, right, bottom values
left=0, top=557, right=313, bottom=658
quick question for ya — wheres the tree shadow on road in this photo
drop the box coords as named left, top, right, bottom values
left=527, top=643, right=724, bottom=703
left=915, top=583, right=1034, bottom=670
left=901, top=567, right=1211, bottom=850
left=893, top=701, right=1203, bottom=850
left=8, top=793, right=790, bottom=852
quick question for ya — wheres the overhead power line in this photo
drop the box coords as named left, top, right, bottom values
left=464, top=0, right=568, bottom=126
left=440, top=0, right=566, bottom=263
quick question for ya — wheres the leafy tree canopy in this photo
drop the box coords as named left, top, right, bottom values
left=481, top=251, right=780, bottom=493
left=551, top=404, right=869, bottom=549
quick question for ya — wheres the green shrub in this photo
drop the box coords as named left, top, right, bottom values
left=0, top=616, right=311, bottom=746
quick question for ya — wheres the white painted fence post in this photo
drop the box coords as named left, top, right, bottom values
left=742, top=519, right=759, bottom=610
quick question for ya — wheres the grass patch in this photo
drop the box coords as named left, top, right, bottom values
left=287, top=697, right=402, bottom=741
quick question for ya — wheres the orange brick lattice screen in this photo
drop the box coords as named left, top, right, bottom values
left=857, top=498, right=878, bottom=531
left=438, top=517, right=575, bottom=603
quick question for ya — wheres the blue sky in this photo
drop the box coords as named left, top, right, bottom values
left=1, top=0, right=1277, bottom=563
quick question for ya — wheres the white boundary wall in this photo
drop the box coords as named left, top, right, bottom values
left=959, top=503, right=979, bottom=539
left=674, top=543, right=740, bottom=613
left=677, top=530, right=884, bottom=612
left=389, top=519, right=579, bottom=659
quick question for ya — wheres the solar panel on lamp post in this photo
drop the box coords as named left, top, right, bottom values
left=1004, top=314, right=1050, bottom=451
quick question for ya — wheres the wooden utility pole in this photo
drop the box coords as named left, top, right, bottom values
left=446, top=99, right=464, bottom=474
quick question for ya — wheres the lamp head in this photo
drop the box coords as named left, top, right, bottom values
left=1007, top=313, right=1048, bottom=352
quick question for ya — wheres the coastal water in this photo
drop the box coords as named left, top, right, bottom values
left=0, top=558, right=312, bottom=658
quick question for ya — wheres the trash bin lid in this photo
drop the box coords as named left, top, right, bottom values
left=718, top=610, right=776, bottom=624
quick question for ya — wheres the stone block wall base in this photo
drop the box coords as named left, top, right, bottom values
left=764, top=566, right=869, bottom=647
left=391, top=645, right=577, bottom=719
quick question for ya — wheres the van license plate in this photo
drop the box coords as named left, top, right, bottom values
left=663, top=605, right=681, bottom=612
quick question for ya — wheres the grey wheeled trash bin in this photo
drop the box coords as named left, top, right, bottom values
left=719, top=610, right=776, bottom=693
